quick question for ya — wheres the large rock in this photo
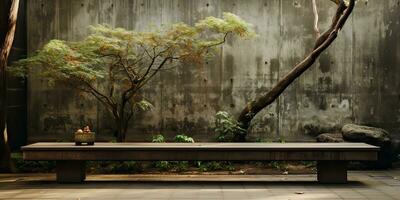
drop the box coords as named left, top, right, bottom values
left=303, top=122, right=341, bottom=137
left=341, top=124, right=395, bottom=169
left=342, top=124, right=390, bottom=146
left=316, top=133, right=344, bottom=143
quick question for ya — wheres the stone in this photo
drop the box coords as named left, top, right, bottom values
left=341, top=124, right=390, bottom=146
left=341, top=124, right=395, bottom=169
left=316, top=133, right=344, bottom=143
left=303, top=122, right=341, bottom=137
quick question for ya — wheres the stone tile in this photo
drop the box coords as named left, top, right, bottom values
left=1, top=170, right=400, bottom=199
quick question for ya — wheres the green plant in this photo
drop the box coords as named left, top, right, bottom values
left=11, top=153, right=55, bottom=173
left=151, top=134, right=170, bottom=170
left=152, top=134, right=165, bottom=143
left=198, top=161, right=234, bottom=172
left=87, top=161, right=144, bottom=174
left=214, top=111, right=246, bottom=142
left=11, top=13, right=254, bottom=142
left=154, top=161, right=171, bottom=171
left=152, top=134, right=194, bottom=171
left=277, top=136, right=286, bottom=143
left=172, top=134, right=194, bottom=171
left=174, top=161, right=190, bottom=172
left=174, top=134, right=194, bottom=143
left=151, top=134, right=194, bottom=171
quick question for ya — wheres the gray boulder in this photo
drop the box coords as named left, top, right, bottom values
left=303, top=122, right=341, bottom=137
left=316, top=133, right=344, bottom=143
left=342, top=124, right=390, bottom=146
left=341, top=124, right=395, bottom=169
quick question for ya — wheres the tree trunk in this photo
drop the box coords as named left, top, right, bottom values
left=235, top=0, right=354, bottom=142
left=116, top=120, right=127, bottom=142
left=114, top=114, right=129, bottom=142
left=0, top=0, right=19, bottom=172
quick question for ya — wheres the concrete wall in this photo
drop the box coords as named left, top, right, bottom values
left=26, top=0, right=400, bottom=142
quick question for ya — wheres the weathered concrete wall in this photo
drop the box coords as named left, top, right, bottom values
left=26, top=0, right=400, bottom=142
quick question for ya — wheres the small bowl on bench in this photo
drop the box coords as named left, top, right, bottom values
left=74, top=132, right=95, bottom=145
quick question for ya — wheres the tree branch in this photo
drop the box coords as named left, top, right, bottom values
left=312, top=0, right=320, bottom=38
left=206, top=32, right=230, bottom=48
left=128, top=56, right=174, bottom=98
left=313, top=0, right=346, bottom=49
left=236, top=0, right=355, bottom=139
left=138, top=45, right=173, bottom=82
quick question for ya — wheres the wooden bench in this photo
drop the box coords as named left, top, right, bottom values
left=22, top=142, right=379, bottom=183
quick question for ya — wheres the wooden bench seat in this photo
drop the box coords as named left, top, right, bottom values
left=22, top=142, right=379, bottom=183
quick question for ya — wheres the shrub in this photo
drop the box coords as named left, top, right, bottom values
left=174, top=134, right=195, bottom=143
left=152, top=134, right=165, bottom=143
left=214, top=111, right=246, bottom=142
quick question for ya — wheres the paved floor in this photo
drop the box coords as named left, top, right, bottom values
left=1, top=170, right=400, bottom=200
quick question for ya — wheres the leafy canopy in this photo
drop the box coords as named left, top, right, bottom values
left=11, top=12, right=254, bottom=114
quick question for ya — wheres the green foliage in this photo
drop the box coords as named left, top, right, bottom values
left=174, top=161, right=190, bottom=172
left=87, top=161, right=144, bottom=174
left=151, top=134, right=165, bottom=143
left=170, top=134, right=193, bottom=171
left=214, top=111, right=246, bottom=142
left=11, top=12, right=254, bottom=90
left=277, top=137, right=286, bottom=143
left=174, top=134, right=195, bottom=143
left=11, top=153, right=55, bottom=173
left=196, top=13, right=256, bottom=38
left=151, top=134, right=194, bottom=171
left=135, top=100, right=154, bottom=112
left=151, top=134, right=171, bottom=170
left=154, top=161, right=171, bottom=171
left=197, top=161, right=235, bottom=172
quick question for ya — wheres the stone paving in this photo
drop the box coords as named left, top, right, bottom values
left=1, top=170, right=400, bottom=200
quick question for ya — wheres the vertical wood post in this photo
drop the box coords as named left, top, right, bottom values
left=56, top=161, right=86, bottom=183
left=317, top=161, right=347, bottom=183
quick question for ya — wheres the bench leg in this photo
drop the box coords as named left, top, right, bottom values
left=56, top=161, right=86, bottom=183
left=317, top=161, right=347, bottom=184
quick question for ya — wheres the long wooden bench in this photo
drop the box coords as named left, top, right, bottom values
left=22, top=142, right=379, bottom=183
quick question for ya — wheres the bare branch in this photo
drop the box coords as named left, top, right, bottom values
left=140, top=44, right=152, bottom=59
left=313, top=0, right=346, bottom=49
left=66, top=71, right=116, bottom=108
left=138, top=57, right=172, bottom=88
left=312, top=0, right=320, bottom=38
left=138, top=45, right=173, bottom=82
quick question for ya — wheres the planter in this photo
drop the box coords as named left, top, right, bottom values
left=74, top=132, right=95, bottom=145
